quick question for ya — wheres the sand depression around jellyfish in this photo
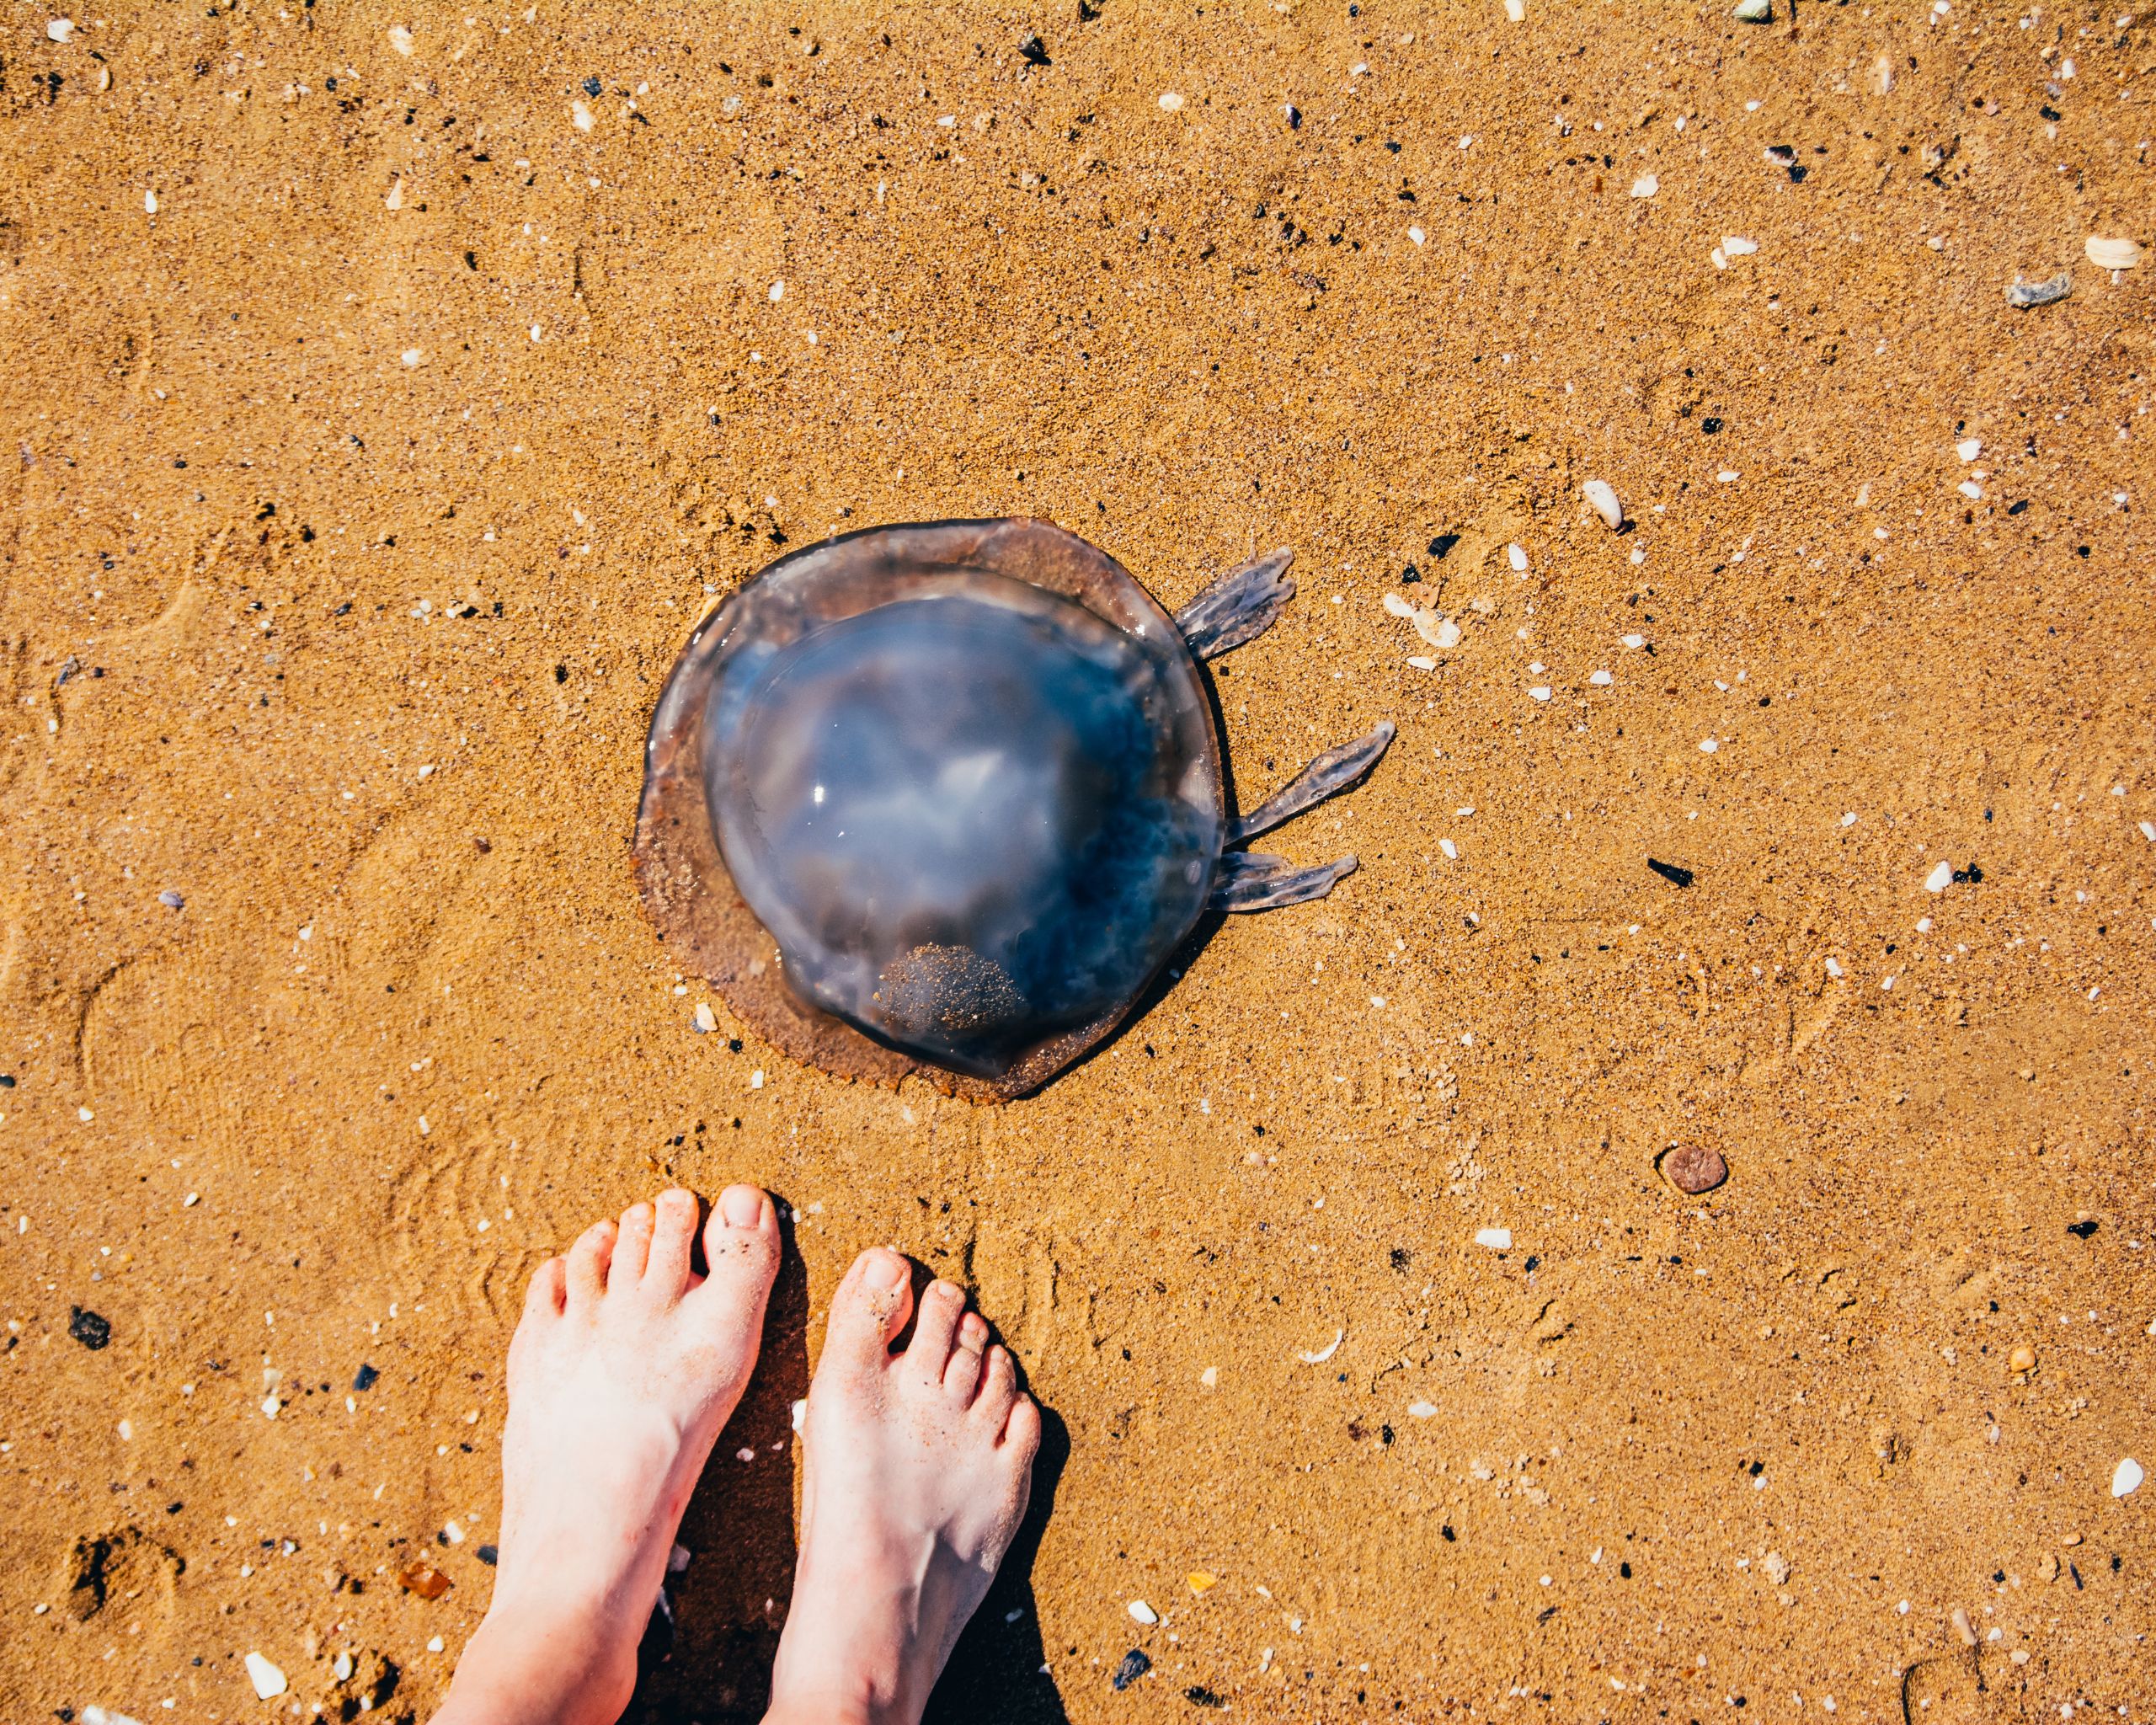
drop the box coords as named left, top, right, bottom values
left=635, top=518, right=1392, bottom=1100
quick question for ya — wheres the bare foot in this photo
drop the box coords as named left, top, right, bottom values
left=765, top=1249, right=1040, bottom=1725
left=435, top=1184, right=781, bottom=1725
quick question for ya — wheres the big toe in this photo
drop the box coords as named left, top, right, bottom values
left=818, top=1247, right=915, bottom=1381
left=686, top=1183, right=780, bottom=1328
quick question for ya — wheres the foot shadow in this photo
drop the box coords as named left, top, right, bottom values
left=922, top=1401, right=1071, bottom=1725
left=622, top=1230, right=1070, bottom=1725
left=625, top=1200, right=810, bottom=1725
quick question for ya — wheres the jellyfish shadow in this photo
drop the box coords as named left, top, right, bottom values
left=622, top=1222, right=1070, bottom=1725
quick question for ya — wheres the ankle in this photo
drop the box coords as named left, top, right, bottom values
left=436, top=1605, right=634, bottom=1725
left=760, top=1688, right=886, bottom=1725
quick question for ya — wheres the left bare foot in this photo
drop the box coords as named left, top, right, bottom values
left=435, top=1183, right=781, bottom=1725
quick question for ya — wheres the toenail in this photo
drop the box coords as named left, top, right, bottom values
left=864, top=1250, right=907, bottom=1290
left=719, top=1185, right=763, bottom=1228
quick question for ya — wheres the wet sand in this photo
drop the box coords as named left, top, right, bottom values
left=2, top=3, right=2152, bottom=1720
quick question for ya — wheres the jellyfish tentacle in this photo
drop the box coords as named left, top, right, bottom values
left=1229, top=721, right=1396, bottom=845
left=1174, top=548, right=1295, bottom=660
left=1209, top=851, right=1358, bottom=912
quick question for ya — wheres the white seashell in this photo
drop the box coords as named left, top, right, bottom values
left=2114, top=1457, right=2144, bottom=1498
left=1475, top=1227, right=1512, bottom=1250
left=1298, top=1328, right=1344, bottom=1365
left=1720, top=235, right=1758, bottom=256
left=1582, top=478, right=1624, bottom=530
left=1129, top=1599, right=1160, bottom=1625
left=2085, top=235, right=2143, bottom=271
left=1923, top=860, right=1953, bottom=893
left=1630, top=174, right=1658, bottom=199
left=1407, top=1401, right=1439, bottom=1418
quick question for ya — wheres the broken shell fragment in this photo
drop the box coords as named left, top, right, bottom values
left=1582, top=479, right=1625, bottom=531
left=2005, top=272, right=2073, bottom=308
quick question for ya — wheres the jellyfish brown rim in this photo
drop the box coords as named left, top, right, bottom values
left=633, top=517, right=1225, bottom=1103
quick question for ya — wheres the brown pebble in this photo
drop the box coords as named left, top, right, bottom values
left=2008, top=1343, right=2036, bottom=1374
left=1659, top=1144, right=1727, bottom=1194
left=398, top=1562, right=452, bottom=1599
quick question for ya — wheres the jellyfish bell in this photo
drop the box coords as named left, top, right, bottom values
left=636, top=518, right=1391, bottom=1100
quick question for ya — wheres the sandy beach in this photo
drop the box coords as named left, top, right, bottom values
left=2, top=3, right=2151, bottom=1719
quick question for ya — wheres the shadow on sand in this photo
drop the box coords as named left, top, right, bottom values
left=622, top=1216, right=1070, bottom=1725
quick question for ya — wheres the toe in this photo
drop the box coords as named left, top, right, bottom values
left=565, top=1219, right=617, bottom=1311
left=523, top=1256, right=568, bottom=1321
left=1002, top=1391, right=1043, bottom=1459
left=613, top=1201, right=656, bottom=1284
left=942, top=1311, right=988, bottom=1402
left=685, top=1183, right=780, bottom=1324
left=972, top=1343, right=1019, bottom=1429
left=819, top=1247, right=915, bottom=1376
left=905, top=1280, right=968, bottom=1387
left=643, top=1188, right=702, bottom=1296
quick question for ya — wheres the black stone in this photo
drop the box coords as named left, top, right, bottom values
left=1112, top=1649, right=1151, bottom=1690
left=69, top=1306, right=111, bottom=1350
left=1185, top=1685, right=1226, bottom=1707
left=353, top=1363, right=380, bottom=1391
left=477, top=1544, right=499, bottom=1566
left=2067, top=1220, right=2098, bottom=1239
left=1646, top=858, right=1694, bottom=889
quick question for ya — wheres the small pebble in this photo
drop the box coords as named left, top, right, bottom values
left=46, top=17, right=77, bottom=42
left=1661, top=1144, right=1727, bottom=1194
left=2114, top=1457, right=2144, bottom=1498
left=2009, top=1344, right=2036, bottom=1373
left=1762, top=1551, right=1791, bottom=1585
left=692, top=1001, right=718, bottom=1034
left=1630, top=174, right=1658, bottom=199
left=1128, top=1599, right=1159, bottom=1626
left=1923, top=860, right=1954, bottom=893
left=1507, top=542, right=1529, bottom=572
left=69, top=1306, right=112, bottom=1349
left=398, top=1562, right=451, bottom=1599
left=1112, top=1649, right=1152, bottom=1690
left=1158, top=92, right=1184, bottom=112
left=1474, top=1227, right=1513, bottom=1250
left=1732, top=0, right=1772, bottom=19
left=1407, top=1400, right=1438, bottom=1418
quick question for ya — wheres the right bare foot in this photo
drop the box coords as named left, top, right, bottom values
left=765, top=1248, right=1040, bottom=1725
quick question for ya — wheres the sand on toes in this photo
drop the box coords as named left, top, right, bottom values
left=766, top=1248, right=1041, bottom=1725
left=435, top=1184, right=780, bottom=1725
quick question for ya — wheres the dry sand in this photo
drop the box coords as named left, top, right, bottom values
left=3, top=3, right=2153, bottom=1721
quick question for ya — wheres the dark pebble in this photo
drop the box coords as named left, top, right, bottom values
left=69, top=1306, right=112, bottom=1350
left=582, top=74, right=602, bottom=97
left=1646, top=858, right=1694, bottom=889
left=353, top=1363, right=380, bottom=1391
left=1017, top=31, right=1050, bottom=66
left=476, top=1543, right=499, bottom=1566
left=1661, top=1144, right=1728, bottom=1194
left=0, top=1074, right=14, bottom=1088
left=2067, top=1220, right=2098, bottom=1240
left=1185, top=1685, right=1226, bottom=1708
left=157, top=889, right=184, bottom=910
left=1111, top=1649, right=1151, bottom=1691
